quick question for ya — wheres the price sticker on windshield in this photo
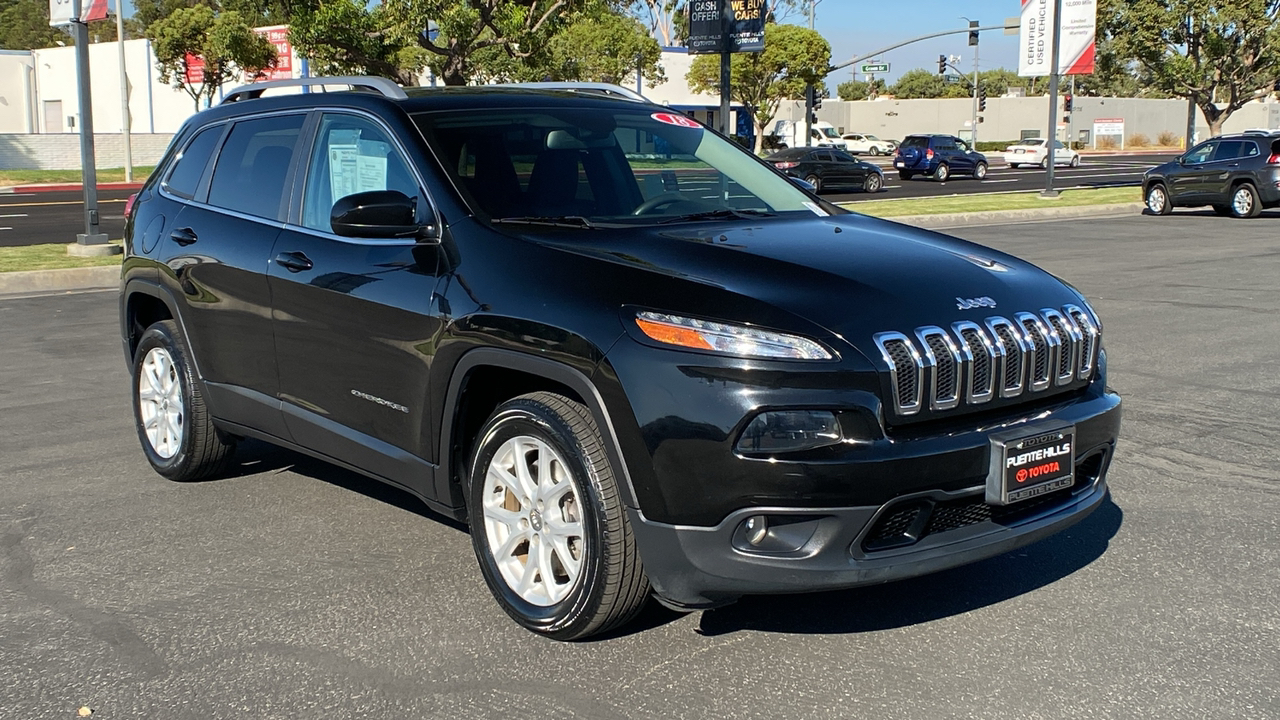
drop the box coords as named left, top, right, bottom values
left=651, top=112, right=701, bottom=129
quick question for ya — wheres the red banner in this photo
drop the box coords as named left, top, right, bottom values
left=82, top=0, right=108, bottom=22
left=247, top=25, right=293, bottom=82
left=184, top=53, right=205, bottom=85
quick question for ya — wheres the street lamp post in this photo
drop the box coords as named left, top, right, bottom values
left=1041, top=0, right=1064, bottom=198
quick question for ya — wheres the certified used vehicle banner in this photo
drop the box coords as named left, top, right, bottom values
left=1018, top=0, right=1097, bottom=77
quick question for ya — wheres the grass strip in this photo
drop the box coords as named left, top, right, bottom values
left=843, top=187, right=1142, bottom=218
left=0, top=166, right=155, bottom=187
left=0, top=242, right=123, bottom=273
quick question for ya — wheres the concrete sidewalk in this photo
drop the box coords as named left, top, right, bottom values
left=0, top=181, right=145, bottom=194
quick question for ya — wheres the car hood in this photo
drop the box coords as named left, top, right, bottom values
left=525, top=214, right=1089, bottom=354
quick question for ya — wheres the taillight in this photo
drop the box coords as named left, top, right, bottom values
left=926, top=149, right=935, bottom=160
left=774, top=161, right=799, bottom=169
left=1268, top=153, right=1280, bottom=164
left=124, top=193, right=138, bottom=220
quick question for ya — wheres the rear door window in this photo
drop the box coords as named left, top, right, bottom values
left=1213, top=141, right=1244, bottom=162
left=207, top=114, right=306, bottom=220
left=163, top=126, right=223, bottom=199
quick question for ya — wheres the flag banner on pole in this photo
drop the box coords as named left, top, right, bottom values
left=1018, top=0, right=1096, bottom=77
left=50, top=0, right=110, bottom=24
left=83, top=0, right=108, bottom=21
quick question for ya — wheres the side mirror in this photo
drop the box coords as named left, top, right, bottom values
left=331, top=190, right=437, bottom=241
left=1178, top=156, right=1188, bottom=165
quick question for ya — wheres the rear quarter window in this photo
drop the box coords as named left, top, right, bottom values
left=163, top=126, right=224, bottom=199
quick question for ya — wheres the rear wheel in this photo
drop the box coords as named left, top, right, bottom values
left=1229, top=183, right=1262, bottom=218
left=973, top=162, right=988, bottom=180
left=1145, top=184, right=1172, bottom=215
left=804, top=174, right=822, bottom=193
left=863, top=173, right=883, bottom=193
left=132, top=320, right=235, bottom=481
left=1070, top=154, right=1081, bottom=168
left=467, top=392, right=650, bottom=641
left=933, top=163, right=950, bottom=182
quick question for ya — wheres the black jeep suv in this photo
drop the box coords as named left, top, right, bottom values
left=1143, top=131, right=1280, bottom=218
left=120, top=77, right=1121, bottom=640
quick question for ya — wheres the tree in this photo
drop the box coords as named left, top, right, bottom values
left=888, top=68, right=946, bottom=98
left=546, top=9, right=665, bottom=86
left=150, top=5, right=277, bottom=110
left=1100, top=0, right=1280, bottom=135
left=0, top=0, right=136, bottom=49
left=687, top=22, right=830, bottom=153
left=377, top=0, right=591, bottom=86
left=288, top=0, right=422, bottom=85
left=836, top=78, right=886, bottom=101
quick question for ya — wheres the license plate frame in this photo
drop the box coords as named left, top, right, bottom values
left=985, top=424, right=1076, bottom=506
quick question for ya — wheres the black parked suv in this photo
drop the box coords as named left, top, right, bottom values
left=1143, top=131, right=1280, bottom=218
left=764, top=147, right=884, bottom=194
left=120, top=77, right=1121, bottom=640
left=894, top=134, right=989, bottom=181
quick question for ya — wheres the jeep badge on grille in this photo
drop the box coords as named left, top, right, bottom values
left=957, top=296, right=997, bottom=310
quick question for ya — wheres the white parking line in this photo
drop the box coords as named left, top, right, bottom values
left=0, top=213, right=29, bottom=218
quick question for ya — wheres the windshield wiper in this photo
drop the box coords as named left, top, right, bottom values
left=492, top=215, right=596, bottom=229
left=655, top=208, right=778, bottom=225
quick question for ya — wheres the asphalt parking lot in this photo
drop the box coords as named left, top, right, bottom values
left=2, top=212, right=1278, bottom=719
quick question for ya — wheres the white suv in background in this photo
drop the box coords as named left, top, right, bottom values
left=841, top=133, right=897, bottom=156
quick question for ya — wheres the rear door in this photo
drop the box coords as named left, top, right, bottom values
left=267, top=110, right=445, bottom=497
left=1201, top=140, right=1253, bottom=201
left=158, top=112, right=307, bottom=435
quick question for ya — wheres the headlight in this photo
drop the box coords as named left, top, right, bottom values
left=634, top=312, right=833, bottom=361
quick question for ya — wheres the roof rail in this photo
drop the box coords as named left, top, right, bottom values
left=221, top=76, right=408, bottom=104
left=496, top=82, right=650, bottom=103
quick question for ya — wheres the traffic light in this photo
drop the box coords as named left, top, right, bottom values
left=1064, top=94, right=1073, bottom=112
left=978, top=86, right=987, bottom=112
left=814, top=91, right=823, bottom=111
left=969, top=20, right=979, bottom=47
left=939, top=55, right=947, bottom=75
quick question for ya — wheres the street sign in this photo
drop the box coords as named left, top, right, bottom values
left=859, top=62, right=890, bottom=74
left=944, top=74, right=963, bottom=84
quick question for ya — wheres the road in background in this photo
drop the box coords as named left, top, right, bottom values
left=827, top=153, right=1175, bottom=203
left=0, top=155, right=1174, bottom=247
left=2, top=215, right=1277, bottom=718
left=0, top=188, right=134, bottom=248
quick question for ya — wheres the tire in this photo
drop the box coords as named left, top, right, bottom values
left=466, top=392, right=650, bottom=641
left=863, top=173, right=883, bottom=193
left=898, top=171, right=913, bottom=180
left=933, top=163, right=950, bottom=182
left=804, top=174, right=822, bottom=193
left=869, top=146, right=881, bottom=156
left=131, top=320, right=235, bottom=481
left=973, top=162, right=988, bottom=180
left=1040, top=157, right=1049, bottom=169
left=1145, top=184, right=1172, bottom=216
left=1229, top=183, right=1262, bottom=218
left=1009, top=163, right=1021, bottom=169
left=1070, top=154, right=1081, bottom=168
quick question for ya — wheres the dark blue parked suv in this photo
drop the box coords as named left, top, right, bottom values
left=895, top=134, right=989, bottom=182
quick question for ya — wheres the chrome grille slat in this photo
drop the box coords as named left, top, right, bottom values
left=876, top=307, right=1101, bottom=416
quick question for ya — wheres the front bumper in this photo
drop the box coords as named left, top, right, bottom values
left=628, top=391, right=1121, bottom=609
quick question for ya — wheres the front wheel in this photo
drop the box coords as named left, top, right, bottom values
left=1070, top=154, right=1081, bottom=168
left=132, top=320, right=235, bottom=481
left=869, top=146, right=881, bottom=156
left=1145, top=184, right=1172, bottom=215
left=933, top=163, right=950, bottom=182
left=973, top=162, right=988, bottom=180
left=467, top=392, right=650, bottom=641
left=1229, top=183, right=1262, bottom=218
left=863, top=173, right=883, bottom=193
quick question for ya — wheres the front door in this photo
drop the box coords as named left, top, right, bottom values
left=1172, top=140, right=1218, bottom=203
left=268, top=111, right=444, bottom=497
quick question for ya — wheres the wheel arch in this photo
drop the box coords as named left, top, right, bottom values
left=437, top=348, right=639, bottom=513
left=122, top=279, right=182, bottom=362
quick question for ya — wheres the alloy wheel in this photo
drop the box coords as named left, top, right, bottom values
left=1147, top=186, right=1168, bottom=214
left=481, top=435, right=585, bottom=607
left=138, top=347, right=185, bottom=459
left=1233, top=188, right=1254, bottom=216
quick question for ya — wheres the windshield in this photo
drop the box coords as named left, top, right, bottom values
left=820, top=127, right=841, bottom=139
left=413, top=107, right=821, bottom=225
left=865, top=135, right=881, bottom=141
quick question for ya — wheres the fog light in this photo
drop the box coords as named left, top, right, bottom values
left=744, top=515, right=769, bottom=546
left=736, top=410, right=842, bottom=454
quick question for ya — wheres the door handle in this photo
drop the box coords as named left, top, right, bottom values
left=170, top=227, right=197, bottom=246
left=274, top=251, right=313, bottom=273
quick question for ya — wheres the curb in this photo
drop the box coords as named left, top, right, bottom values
left=873, top=202, right=1145, bottom=229
left=0, top=182, right=145, bottom=194
left=0, top=265, right=119, bottom=296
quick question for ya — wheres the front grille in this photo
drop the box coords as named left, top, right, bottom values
left=874, top=305, right=1101, bottom=416
left=859, top=449, right=1110, bottom=553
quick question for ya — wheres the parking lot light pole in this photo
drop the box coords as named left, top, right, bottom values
left=69, top=0, right=113, bottom=254
left=1041, top=0, right=1063, bottom=199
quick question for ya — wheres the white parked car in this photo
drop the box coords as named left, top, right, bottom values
left=840, top=133, right=898, bottom=156
left=1004, top=139, right=1080, bottom=168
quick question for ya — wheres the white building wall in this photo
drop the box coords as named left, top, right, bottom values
left=0, top=51, right=38, bottom=134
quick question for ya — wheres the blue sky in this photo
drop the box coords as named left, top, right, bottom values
left=803, top=0, right=1024, bottom=84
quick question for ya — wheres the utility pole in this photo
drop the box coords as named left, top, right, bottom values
left=804, top=0, right=820, bottom=147
left=115, top=0, right=132, bottom=182
left=719, top=0, right=731, bottom=135
left=69, top=0, right=111, bottom=253
left=1041, top=0, right=1063, bottom=198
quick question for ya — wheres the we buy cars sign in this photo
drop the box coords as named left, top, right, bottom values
left=1018, top=0, right=1097, bottom=77
left=247, top=25, right=294, bottom=82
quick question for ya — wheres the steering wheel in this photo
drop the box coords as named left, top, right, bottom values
left=632, top=192, right=688, bottom=216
